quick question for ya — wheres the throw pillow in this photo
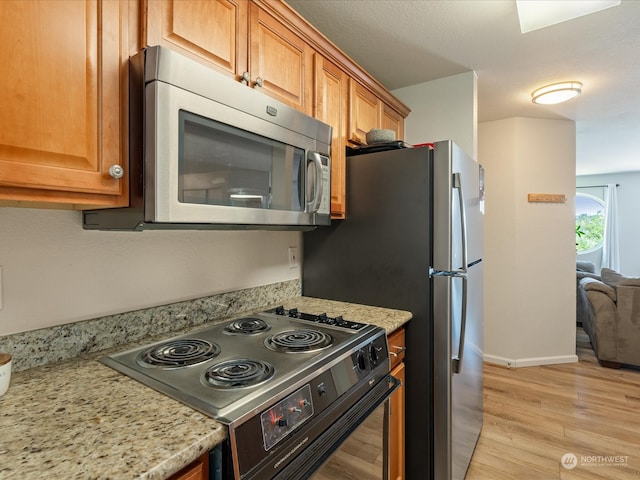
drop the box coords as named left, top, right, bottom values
left=577, top=261, right=596, bottom=273
left=601, top=268, right=640, bottom=287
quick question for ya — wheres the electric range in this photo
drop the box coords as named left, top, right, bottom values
left=101, top=306, right=398, bottom=480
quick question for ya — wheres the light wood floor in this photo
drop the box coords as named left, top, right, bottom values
left=313, top=328, right=640, bottom=479
left=466, top=328, right=640, bottom=479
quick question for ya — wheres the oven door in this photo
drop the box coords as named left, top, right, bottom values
left=309, top=401, right=390, bottom=480
left=210, top=374, right=400, bottom=480
left=273, top=374, right=400, bottom=480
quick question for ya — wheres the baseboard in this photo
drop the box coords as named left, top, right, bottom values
left=483, top=353, right=579, bottom=368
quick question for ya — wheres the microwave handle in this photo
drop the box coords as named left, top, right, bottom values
left=306, top=151, right=324, bottom=213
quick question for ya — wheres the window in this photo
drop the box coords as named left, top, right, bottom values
left=576, top=193, right=605, bottom=253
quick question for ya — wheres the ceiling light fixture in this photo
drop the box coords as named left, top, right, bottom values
left=531, top=81, right=583, bottom=105
left=516, top=0, right=621, bottom=33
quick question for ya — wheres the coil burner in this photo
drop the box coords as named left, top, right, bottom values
left=264, top=329, right=333, bottom=353
left=137, top=339, right=220, bottom=368
left=204, top=359, right=275, bottom=388
left=223, top=317, right=271, bottom=335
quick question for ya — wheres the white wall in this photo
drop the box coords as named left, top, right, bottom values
left=392, top=71, right=477, bottom=160
left=577, top=172, right=640, bottom=276
left=0, top=208, right=300, bottom=336
left=479, top=117, right=577, bottom=367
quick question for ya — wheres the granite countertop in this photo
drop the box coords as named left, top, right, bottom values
left=0, top=296, right=411, bottom=480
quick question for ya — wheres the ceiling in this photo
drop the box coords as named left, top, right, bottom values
left=285, top=0, right=640, bottom=175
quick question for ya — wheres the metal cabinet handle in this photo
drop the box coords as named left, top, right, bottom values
left=241, top=71, right=251, bottom=85
left=389, top=346, right=406, bottom=357
left=254, top=76, right=264, bottom=88
left=108, top=165, right=124, bottom=179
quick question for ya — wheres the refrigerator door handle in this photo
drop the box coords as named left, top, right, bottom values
left=453, top=172, right=468, bottom=273
left=452, top=274, right=468, bottom=375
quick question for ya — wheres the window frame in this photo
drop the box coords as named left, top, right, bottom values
left=576, top=192, right=605, bottom=254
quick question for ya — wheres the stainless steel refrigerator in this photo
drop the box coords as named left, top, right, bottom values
left=302, top=140, right=484, bottom=480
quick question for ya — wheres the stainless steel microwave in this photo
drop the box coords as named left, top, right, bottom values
left=83, top=46, right=332, bottom=231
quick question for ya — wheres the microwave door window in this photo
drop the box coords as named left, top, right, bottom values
left=178, top=110, right=304, bottom=212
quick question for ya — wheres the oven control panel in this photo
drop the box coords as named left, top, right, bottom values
left=260, top=384, right=314, bottom=451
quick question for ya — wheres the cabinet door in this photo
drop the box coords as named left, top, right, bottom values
left=314, top=54, right=348, bottom=219
left=390, top=361, right=406, bottom=480
left=144, top=0, right=249, bottom=81
left=0, top=0, right=128, bottom=207
left=249, top=3, right=313, bottom=115
left=168, top=454, right=207, bottom=480
left=348, top=79, right=382, bottom=145
left=383, top=103, right=405, bottom=143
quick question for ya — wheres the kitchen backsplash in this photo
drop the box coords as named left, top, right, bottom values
left=0, top=280, right=300, bottom=372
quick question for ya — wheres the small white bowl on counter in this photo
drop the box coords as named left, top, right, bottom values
left=0, top=353, right=11, bottom=397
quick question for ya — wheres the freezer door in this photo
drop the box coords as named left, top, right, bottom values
left=432, top=141, right=483, bottom=271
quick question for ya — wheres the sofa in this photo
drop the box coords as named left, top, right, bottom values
left=576, top=261, right=601, bottom=325
left=577, top=266, right=640, bottom=368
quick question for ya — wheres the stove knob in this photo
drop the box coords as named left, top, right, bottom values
left=317, top=384, right=326, bottom=396
left=277, top=418, right=288, bottom=427
left=356, top=351, right=367, bottom=371
left=288, top=308, right=299, bottom=317
left=275, top=306, right=285, bottom=315
left=369, top=344, right=379, bottom=365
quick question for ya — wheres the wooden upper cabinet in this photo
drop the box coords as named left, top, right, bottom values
left=349, top=80, right=382, bottom=146
left=349, top=79, right=407, bottom=147
left=0, top=0, right=129, bottom=208
left=314, top=54, right=348, bottom=218
left=383, top=103, right=405, bottom=144
left=144, top=0, right=249, bottom=81
left=249, top=3, right=313, bottom=115
left=144, top=0, right=313, bottom=114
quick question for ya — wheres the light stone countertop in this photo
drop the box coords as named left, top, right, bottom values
left=0, top=296, right=411, bottom=480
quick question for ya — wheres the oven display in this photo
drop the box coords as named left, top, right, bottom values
left=260, top=384, right=314, bottom=451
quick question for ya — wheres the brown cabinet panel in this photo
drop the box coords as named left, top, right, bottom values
left=249, top=3, right=313, bottom=114
left=0, top=0, right=128, bottom=206
left=349, top=79, right=382, bottom=146
left=388, top=326, right=406, bottom=370
left=168, top=454, right=208, bottom=480
left=383, top=104, right=405, bottom=144
left=144, top=1, right=312, bottom=113
left=390, top=360, right=406, bottom=480
left=388, top=326, right=406, bottom=480
left=145, top=0, right=249, bottom=80
left=314, top=54, right=348, bottom=218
